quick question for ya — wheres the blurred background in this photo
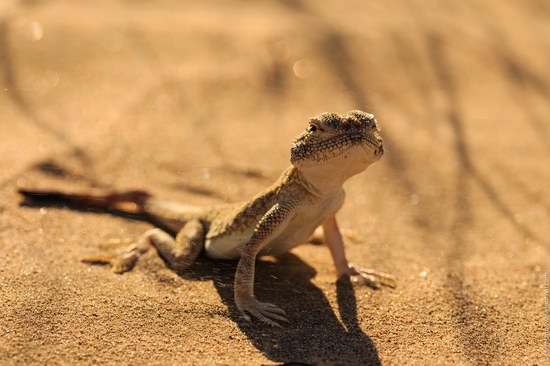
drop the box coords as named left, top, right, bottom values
left=1, top=0, right=549, bottom=364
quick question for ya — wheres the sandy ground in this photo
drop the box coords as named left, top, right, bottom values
left=1, top=0, right=549, bottom=365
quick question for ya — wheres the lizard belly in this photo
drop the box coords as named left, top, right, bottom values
left=204, top=218, right=317, bottom=259
left=204, top=190, right=344, bottom=259
left=204, top=228, right=254, bottom=260
left=262, top=191, right=345, bottom=255
left=203, top=211, right=321, bottom=259
left=260, top=213, right=327, bottom=255
left=260, top=221, right=320, bottom=255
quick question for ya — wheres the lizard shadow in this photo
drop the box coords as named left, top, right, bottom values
left=180, top=252, right=381, bottom=366
left=18, top=197, right=381, bottom=364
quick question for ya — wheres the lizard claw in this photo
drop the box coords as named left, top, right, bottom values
left=348, top=263, right=396, bottom=289
left=236, top=297, right=289, bottom=327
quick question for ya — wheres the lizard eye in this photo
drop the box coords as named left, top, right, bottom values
left=307, top=125, right=317, bottom=132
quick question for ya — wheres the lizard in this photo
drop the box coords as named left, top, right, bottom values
left=18, top=110, right=395, bottom=327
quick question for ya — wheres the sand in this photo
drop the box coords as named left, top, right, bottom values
left=1, top=0, right=549, bottom=365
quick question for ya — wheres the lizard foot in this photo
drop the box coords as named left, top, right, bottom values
left=110, top=250, right=140, bottom=274
left=347, top=263, right=396, bottom=289
left=236, top=297, right=289, bottom=327
left=81, top=244, right=145, bottom=274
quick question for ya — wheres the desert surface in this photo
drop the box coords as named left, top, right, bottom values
left=1, top=0, right=549, bottom=365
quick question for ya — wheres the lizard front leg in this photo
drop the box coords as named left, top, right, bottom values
left=323, top=216, right=396, bottom=288
left=234, top=202, right=294, bottom=327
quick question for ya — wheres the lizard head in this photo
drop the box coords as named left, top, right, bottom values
left=290, top=110, right=383, bottom=181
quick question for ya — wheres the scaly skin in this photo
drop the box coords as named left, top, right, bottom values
left=18, top=110, right=395, bottom=327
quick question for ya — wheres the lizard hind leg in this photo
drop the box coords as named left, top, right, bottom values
left=81, top=222, right=204, bottom=274
left=153, top=219, right=205, bottom=271
left=81, top=229, right=158, bottom=273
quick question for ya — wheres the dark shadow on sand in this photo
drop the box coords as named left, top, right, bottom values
left=19, top=196, right=381, bottom=364
left=179, top=253, right=381, bottom=366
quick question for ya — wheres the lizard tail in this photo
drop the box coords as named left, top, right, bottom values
left=18, top=189, right=151, bottom=214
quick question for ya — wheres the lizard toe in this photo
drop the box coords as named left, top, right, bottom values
left=250, top=309, right=283, bottom=328
left=349, top=264, right=396, bottom=288
left=261, top=310, right=289, bottom=324
left=237, top=298, right=288, bottom=327
left=261, top=302, right=287, bottom=315
left=353, top=273, right=381, bottom=289
left=239, top=310, right=252, bottom=322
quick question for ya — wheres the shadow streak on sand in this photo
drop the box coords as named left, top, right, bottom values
left=426, top=33, right=542, bottom=244
left=468, top=1, right=550, bottom=153
left=498, top=49, right=550, bottom=153
left=278, top=0, right=419, bottom=203
left=0, top=15, right=94, bottom=188
left=491, top=161, right=550, bottom=212
left=318, top=30, right=417, bottom=201
left=180, top=253, right=381, bottom=366
left=0, top=17, right=82, bottom=151
left=426, top=32, right=502, bottom=363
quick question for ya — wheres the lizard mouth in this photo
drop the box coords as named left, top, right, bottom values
left=291, top=132, right=382, bottom=163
